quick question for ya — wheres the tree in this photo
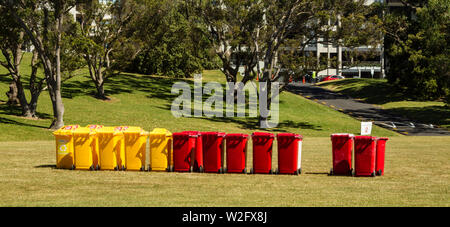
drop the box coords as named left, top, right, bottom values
left=128, top=0, right=214, bottom=78
left=194, top=0, right=384, bottom=126
left=0, top=6, right=46, bottom=118
left=384, top=0, right=450, bottom=103
left=74, top=0, right=135, bottom=100
left=199, top=0, right=264, bottom=85
left=3, top=0, right=80, bottom=129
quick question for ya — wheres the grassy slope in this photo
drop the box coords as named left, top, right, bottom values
left=318, top=78, right=450, bottom=129
left=0, top=54, right=397, bottom=141
left=0, top=136, right=448, bottom=206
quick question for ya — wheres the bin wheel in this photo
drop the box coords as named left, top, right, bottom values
left=295, top=169, right=299, bottom=175
left=371, top=171, right=376, bottom=177
left=377, top=170, right=382, bottom=176
left=299, top=168, right=302, bottom=174
left=140, top=166, right=145, bottom=171
left=122, top=165, right=126, bottom=171
left=96, top=165, right=100, bottom=171
left=269, top=169, right=273, bottom=174
left=114, top=166, right=118, bottom=171
left=199, top=166, right=204, bottom=173
left=148, top=165, right=152, bottom=172
left=169, top=166, right=174, bottom=172
left=250, top=168, right=254, bottom=174
left=71, top=165, right=75, bottom=170
left=224, top=167, right=227, bottom=173
left=189, top=166, right=194, bottom=173
left=89, top=165, right=94, bottom=171
left=329, top=168, right=334, bottom=176
left=243, top=168, right=247, bottom=174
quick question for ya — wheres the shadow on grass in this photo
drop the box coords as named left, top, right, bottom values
left=304, top=172, right=329, bottom=175
left=317, top=78, right=406, bottom=104
left=386, top=105, right=450, bottom=129
left=34, top=164, right=57, bottom=169
left=0, top=103, right=52, bottom=120
left=0, top=116, right=48, bottom=129
left=61, top=73, right=186, bottom=100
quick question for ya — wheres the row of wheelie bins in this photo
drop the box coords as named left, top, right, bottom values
left=330, top=133, right=388, bottom=177
left=53, top=126, right=303, bottom=175
left=54, top=125, right=151, bottom=171
left=172, top=131, right=302, bottom=175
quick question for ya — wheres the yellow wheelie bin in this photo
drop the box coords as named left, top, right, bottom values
left=53, top=125, right=79, bottom=169
left=86, top=124, right=103, bottom=169
left=96, top=127, right=124, bottom=170
left=73, top=127, right=98, bottom=170
left=149, top=128, right=173, bottom=172
left=121, top=126, right=148, bottom=171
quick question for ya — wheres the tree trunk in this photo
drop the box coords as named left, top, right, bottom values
left=49, top=11, right=65, bottom=129
left=95, top=81, right=110, bottom=100
left=5, top=82, right=19, bottom=105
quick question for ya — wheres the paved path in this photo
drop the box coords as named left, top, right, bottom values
left=286, top=82, right=450, bottom=136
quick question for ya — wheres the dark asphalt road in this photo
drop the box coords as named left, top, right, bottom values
left=286, top=82, right=450, bottom=136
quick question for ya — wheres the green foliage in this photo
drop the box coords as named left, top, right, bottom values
left=127, top=0, right=217, bottom=77
left=384, top=0, right=450, bottom=102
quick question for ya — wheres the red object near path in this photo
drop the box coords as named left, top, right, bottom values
left=225, top=133, right=249, bottom=174
left=276, top=133, right=303, bottom=175
left=354, top=136, right=377, bottom=177
left=202, top=132, right=226, bottom=173
left=251, top=132, right=274, bottom=174
left=375, top=137, right=389, bottom=176
left=330, top=133, right=354, bottom=176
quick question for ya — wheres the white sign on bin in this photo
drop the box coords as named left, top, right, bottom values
left=361, top=121, right=373, bottom=135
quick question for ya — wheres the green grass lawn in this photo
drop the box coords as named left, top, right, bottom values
left=318, top=78, right=450, bottom=129
left=0, top=136, right=448, bottom=206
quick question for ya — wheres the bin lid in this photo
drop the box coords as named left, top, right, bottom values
left=277, top=133, right=302, bottom=139
left=150, top=128, right=172, bottom=137
left=122, top=126, right=145, bottom=134
left=225, top=133, right=248, bottom=138
left=354, top=135, right=376, bottom=140
left=182, top=131, right=201, bottom=135
left=86, top=125, right=103, bottom=130
left=174, top=131, right=199, bottom=137
left=377, top=137, right=389, bottom=141
left=251, top=132, right=274, bottom=138
left=96, top=127, right=122, bottom=134
left=60, top=125, right=79, bottom=130
left=52, top=125, right=80, bottom=135
left=331, top=133, right=354, bottom=138
left=73, top=127, right=93, bottom=135
left=201, top=132, right=226, bottom=137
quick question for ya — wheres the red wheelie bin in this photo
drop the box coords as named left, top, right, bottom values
left=172, top=132, right=198, bottom=172
left=225, top=133, right=249, bottom=174
left=182, top=131, right=204, bottom=172
left=330, top=133, right=354, bottom=176
left=250, top=132, right=274, bottom=174
left=202, top=132, right=226, bottom=173
left=276, top=133, right=303, bottom=175
left=354, top=136, right=377, bottom=177
left=375, top=137, right=389, bottom=176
